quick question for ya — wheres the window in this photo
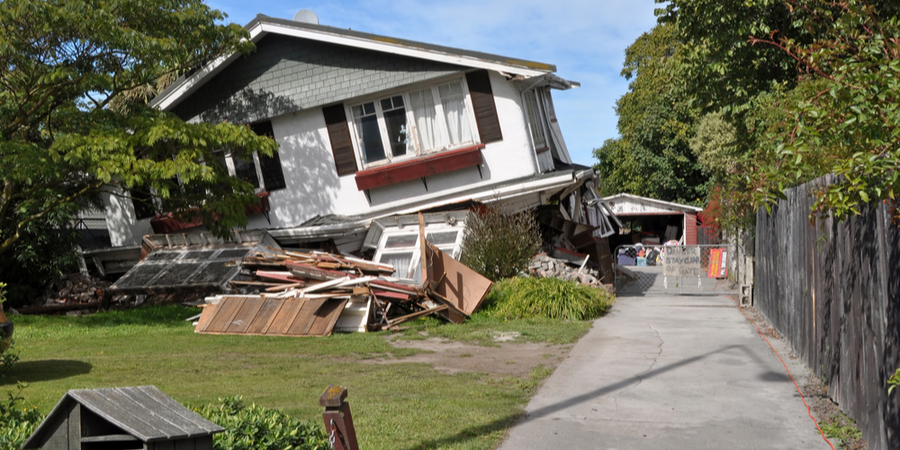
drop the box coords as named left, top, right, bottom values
left=373, top=227, right=464, bottom=283
left=348, top=79, right=477, bottom=168
left=210, top=120, right=286, bottom=193
left=523, top=90, right=548, bottom=152
left=131, top=187, right=156, bottom=220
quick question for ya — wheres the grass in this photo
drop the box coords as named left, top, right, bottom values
left=397, top=313, right=593, bottom=346
left=480, top=277, right=614, bottom=321
left=819, top=412, right=864, bottom=449
left=2, top=305, right=595, bottom=450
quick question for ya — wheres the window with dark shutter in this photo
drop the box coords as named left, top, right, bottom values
left=249, top=121, right=286, bottom=191
left=259, top=152, right=286, bottom=191
left=131, top=188, right=155, bottom=220
left=323, top=104, right=359, bottom=176
left=465, top=70, right=503, bottom=143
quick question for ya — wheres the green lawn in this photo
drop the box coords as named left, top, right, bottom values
left=3, top=306, right=592, bottom=450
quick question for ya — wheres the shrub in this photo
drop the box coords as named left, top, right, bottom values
left=460, top=204, right=541, bottom=282
left=0, top=383, right=45, bottom=450
left=196, top=396, right=328, bottom=450
left=481, top=277, right=613, bottom=321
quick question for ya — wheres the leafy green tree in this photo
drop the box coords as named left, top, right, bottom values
left=657, top=0, right=900, bottom=225
left=0, top=1, right=278, bottom=302
left=593, top=24, right=709, bottom=205
left=746, top=1, right=900, bottom=218
left=0, top=0, right=278, bottom=260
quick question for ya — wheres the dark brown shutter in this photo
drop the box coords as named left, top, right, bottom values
left=322, top=104, right=359, bottom=176
left=249, top=121, right=286, bottom=191
left=466, top=70, right=503, bottom=143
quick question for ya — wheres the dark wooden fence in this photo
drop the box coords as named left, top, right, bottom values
left=755, top=174, right=900, bottom=450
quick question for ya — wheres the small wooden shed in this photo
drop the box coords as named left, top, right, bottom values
left=21, top=386, right=224, bottom=450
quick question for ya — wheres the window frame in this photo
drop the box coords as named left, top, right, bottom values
left=522, top=89, right=550, bottom=153
left=372, top=224, right=465, bottom=283
left=345, top=77, right=480, bottom=170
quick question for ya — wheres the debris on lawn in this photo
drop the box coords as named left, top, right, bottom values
left=194, top=239, right=493, bottom=336
left=529, top=253, right=612, bottom=292
left=15, top=273, right=110, bottom=315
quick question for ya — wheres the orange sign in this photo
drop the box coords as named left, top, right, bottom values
left=707, top=249, right=728, bottom=278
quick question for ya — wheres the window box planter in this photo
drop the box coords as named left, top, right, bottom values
left=354, top=144, right=484, bottom=191
left=149, top=192, right=270, bottom=234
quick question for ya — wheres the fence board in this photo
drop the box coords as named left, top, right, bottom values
left=755, top=175, right=900, bottom=450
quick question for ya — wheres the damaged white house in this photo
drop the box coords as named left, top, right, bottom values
left=86, top=11, right=614, bottom=275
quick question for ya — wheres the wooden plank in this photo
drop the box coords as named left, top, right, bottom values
left=204, top=297, right=245, bottom=333
left=372, top=289, right=410, bottom=301
left=255, top=271, right=301, bottom=283
left=309, top=299, right=350, bottom=336
left=67, top=401, right=79, bottom=450
left=195, top=303, right=220, bottom=333
left=247, top=298, right=284, bottom=335
left=387, top=305, right=448, bottom=327
left=266, top=298, right=305, bottom=335
left=286, top=298, right=327, bottom=335
left=225, top=297, right=265, bottom=334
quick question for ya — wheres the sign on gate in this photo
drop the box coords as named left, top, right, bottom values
left=663, top=247, right=702, bottom=277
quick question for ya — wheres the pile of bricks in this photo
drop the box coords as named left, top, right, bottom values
left=528, top=253, right=611, bottom=292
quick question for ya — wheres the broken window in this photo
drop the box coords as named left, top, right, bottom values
left=523, top=89, right=549, bottom=152
left=348, top=78, right=478, bottom=168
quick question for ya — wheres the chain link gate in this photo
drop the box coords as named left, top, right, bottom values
left=613, top=244, right=740, bottom=296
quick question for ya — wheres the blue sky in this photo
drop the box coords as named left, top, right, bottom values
left=207, top=0, right=661, bottom=166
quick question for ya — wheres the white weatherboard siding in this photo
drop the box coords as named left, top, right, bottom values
left=485, top=71, right=540, bottom=178
left=104, top=73, right=565, bottom=246
left=607, top=200, right=679, bottom=215
left=244, top=107, right=369, bottom=231
left=603, top=194, right=702, bottom=216
left=246, top=73, right=542, bottom=232
left=101, top=189, right=152, bottom=247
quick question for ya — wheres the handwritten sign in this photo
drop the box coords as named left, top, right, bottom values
left=663, top=246, right=702, bottom=277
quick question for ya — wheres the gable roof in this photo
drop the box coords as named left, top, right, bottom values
left=152, top=14, right=570, bottom=112
left=22, top=386, right=224, bottom=448
left=603, top=193, right=703, bottom=214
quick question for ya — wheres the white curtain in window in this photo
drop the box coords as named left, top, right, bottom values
left=439, top=83, right=472, bottom=144
left=379, top=252, right=414, bottom=279
left=409, top=89, right=443, bottom=151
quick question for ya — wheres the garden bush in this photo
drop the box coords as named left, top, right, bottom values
left=460, top=203, right=541, bottom=282
left=0, top=383, right=44, bottom=450
left=196, top=396, right=328, bottom=450
left=481, top=277, right=613, bottom=321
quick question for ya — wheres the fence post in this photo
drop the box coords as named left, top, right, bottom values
left=320, top=385, right=359, bottom=450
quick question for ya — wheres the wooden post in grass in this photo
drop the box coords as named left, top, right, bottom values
left=320, top=385, right=359, bottom=450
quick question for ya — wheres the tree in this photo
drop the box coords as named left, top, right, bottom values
left=0, top=1, right=278, bottom=257
left=658, top=0, right=900, bottom=223
left=593, top=24, right=709, bottom=205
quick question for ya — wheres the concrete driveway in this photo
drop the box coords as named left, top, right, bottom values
left=498, top=294, right=833, bottom=450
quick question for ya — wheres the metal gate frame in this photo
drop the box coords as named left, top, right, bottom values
left=613, top=244, right=739, bottom=296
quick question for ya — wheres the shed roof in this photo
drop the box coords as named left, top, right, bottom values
left=23, top=386, right=223, bottom=448
left=152, top=14, right=577, bottom=111
left=603, top=193, right=703, bottom=215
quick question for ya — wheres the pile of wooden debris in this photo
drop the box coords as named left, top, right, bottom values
left=195, top=242, right=492, bottom=337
